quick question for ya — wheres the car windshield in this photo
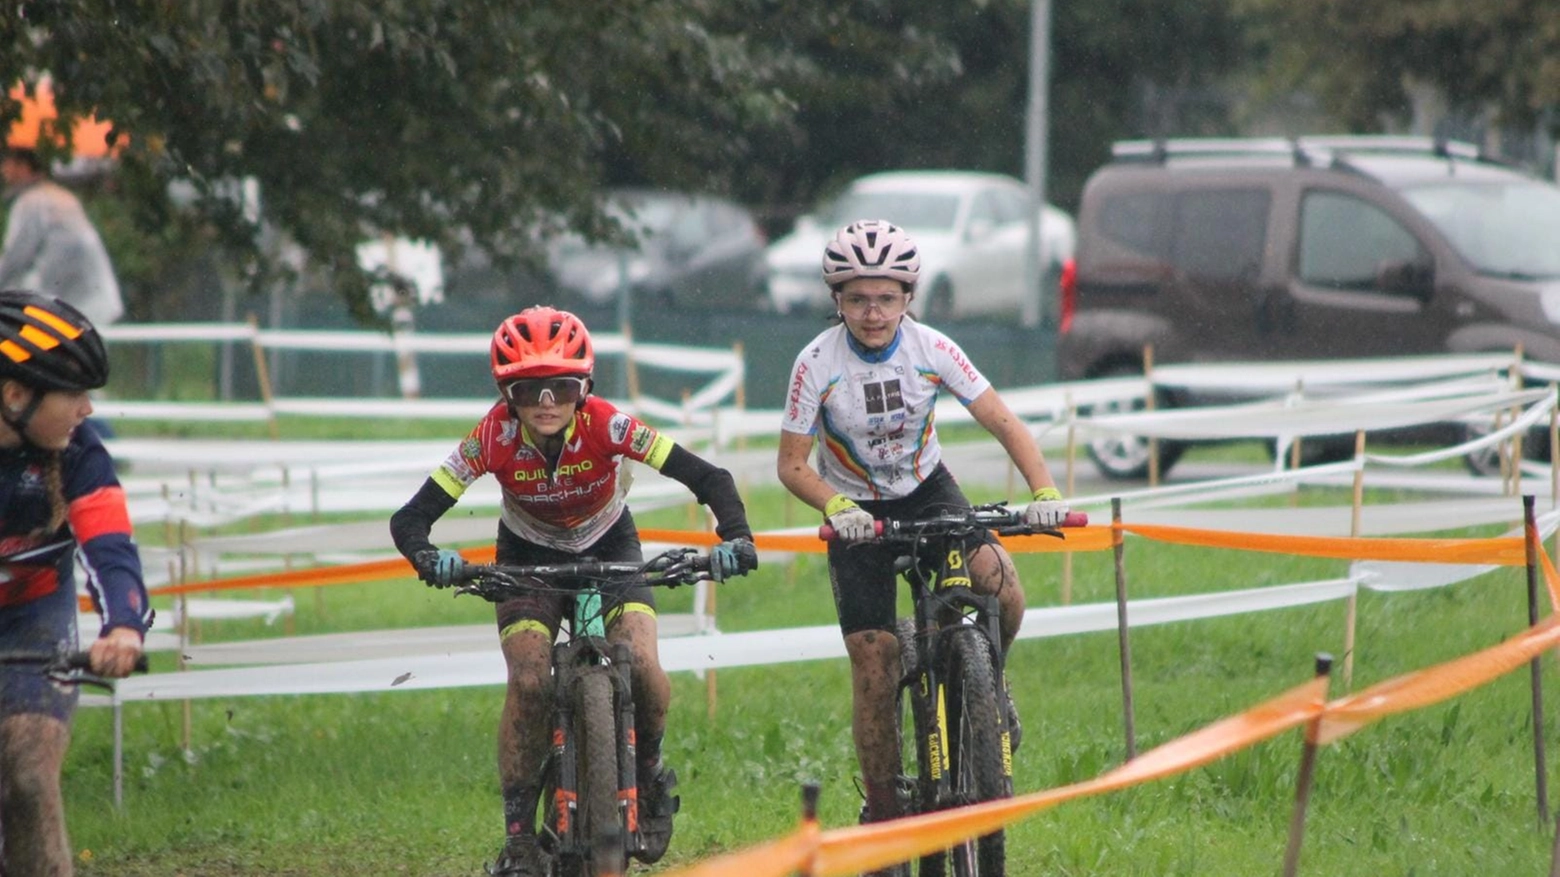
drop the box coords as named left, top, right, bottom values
left=823, top=191, right=961, bottom=231
left=1399, top=180, right=1560, bottom=278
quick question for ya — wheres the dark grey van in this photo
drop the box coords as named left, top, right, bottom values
left=1058, top=136, right=1560, bottom=478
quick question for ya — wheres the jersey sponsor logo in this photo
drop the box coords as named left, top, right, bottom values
left=936, top=338, right=980, bottom=384
left=510, top=459, right=596, bottom=483
left=629, top=425, right=655, bottom=455
left=787, top=362, right=809, bottom=420
left=609, top=413, right=632, bottom=445
left=460, top=437, right=482, bottom=461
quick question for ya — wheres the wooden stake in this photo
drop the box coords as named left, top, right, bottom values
left=1524, top=495, right=1551, bottom=826
left=1282, top=653, right=1335, bottom=877
left=246, top=313, right=280, bottom=441
left=1111, top=497, right=1136, bottom=761
left=1144, top=346, right=1158, bottom=489
left=1342, top=430, right=1365, bottom=691
left=1063, top=399, right=1077, bottom=605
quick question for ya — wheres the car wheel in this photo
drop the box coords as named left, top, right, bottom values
left=923, top=277, right=955, bottom=323
left=1461, top=418, right=1551, bottom=477
left=1082, top=366, right=1186, bottom=481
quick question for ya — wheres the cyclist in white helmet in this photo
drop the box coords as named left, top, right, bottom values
left=776, top=219, right=1068, bottom=849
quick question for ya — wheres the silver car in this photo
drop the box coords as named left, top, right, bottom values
left=765, top=170, right=1075, bottom=320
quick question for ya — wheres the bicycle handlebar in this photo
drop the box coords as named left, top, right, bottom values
left=451, top=547, right=717, bottom=602
left=818, top=506, right=1090, bottom=542
left=0, top=649, right=150, bottom=690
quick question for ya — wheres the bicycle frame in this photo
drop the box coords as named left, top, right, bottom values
left=820, top=504, right=1082, bottom=876
left=455, top=549, right=714, bottom=877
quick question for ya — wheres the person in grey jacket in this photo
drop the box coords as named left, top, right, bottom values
left=0, top=147, right=123, bottom=327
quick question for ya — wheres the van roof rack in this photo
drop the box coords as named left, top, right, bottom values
left=1111, top=135, right=1487, bottom=166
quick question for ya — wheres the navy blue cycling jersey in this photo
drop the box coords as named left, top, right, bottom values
left=0, top=426, right=149, bottom=637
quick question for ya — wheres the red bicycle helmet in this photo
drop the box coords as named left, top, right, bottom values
left=491, top=306, right=595, bottom=383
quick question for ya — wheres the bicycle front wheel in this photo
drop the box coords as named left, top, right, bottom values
left=575, top=668, right=625, bottom=877
left=941, top=627, right=1010, bottom=877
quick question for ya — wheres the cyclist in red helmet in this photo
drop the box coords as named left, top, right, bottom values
left=391, top=306, right=757, bottom=876
left=0, top=289, right=150, bottom=876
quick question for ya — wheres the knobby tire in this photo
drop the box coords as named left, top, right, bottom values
left=943, top=627, right=1008, bottom=877
left=897, top=618, right=948, bottom=877
left=576, top=669, right=624, bottom=877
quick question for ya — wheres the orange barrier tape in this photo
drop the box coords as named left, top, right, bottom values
left=659, top=676, right=1329, bottom=877
left=145, top=545, right=496, bottom=598
left=661, top=822, right=818, bottom=877
left=1544, top=545, right=1560, bottom=612
left=1123, top=523, right=1527, bottom=566
left=1315, top=613, right=1560, bottom=745
left=132, top=524, right=1519, bottom=600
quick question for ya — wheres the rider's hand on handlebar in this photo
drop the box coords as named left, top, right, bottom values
left=711, top=538, right=759, bottom=582
left=413, top=548, right=467, bottom=588
left=825, top=494, right=875, bottom=543
left=90, top=626, right=145, bottom=679
left=1023, top=487, right=1070, bottom=528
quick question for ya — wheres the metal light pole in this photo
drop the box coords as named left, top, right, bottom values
left=1021, top=0, right=1054, bottom=329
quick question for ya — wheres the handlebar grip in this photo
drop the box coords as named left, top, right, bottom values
left=817, top=521, right=885, bottom=541
left=1062, top=511, right=1090, bottom=527
left=63, top=651, right=150, bottom=673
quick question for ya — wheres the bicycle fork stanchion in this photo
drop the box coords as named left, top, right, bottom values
left=611, top=641, right=638, bottom=862
left=1524, top=494, right=1551, bottom=827
left=1111, top=497, right=1137, bottom=761
left=1282, top=653, right=1334, bottom=877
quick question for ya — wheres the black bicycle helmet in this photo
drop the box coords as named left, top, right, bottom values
left=0, top=289, right=109, bottom=391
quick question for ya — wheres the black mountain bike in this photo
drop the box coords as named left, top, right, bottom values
left=824, top=503, right=1085, bottom=877
left=452, top=547, right=730, bottom=877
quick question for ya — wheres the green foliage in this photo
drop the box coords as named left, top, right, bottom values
left=1236, top=0, right=1560, bottom=133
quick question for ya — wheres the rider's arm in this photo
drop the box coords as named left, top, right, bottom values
left=652, top=443, right=753, bottom=541
left=965, top=387, right=1058, bottom=496
left=66, top=437, right=152, bottom=639
left=776, top=430, right=838, bottom=512
left=390, top=478, right=459, bottom=559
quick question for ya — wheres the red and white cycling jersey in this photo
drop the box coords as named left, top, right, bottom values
left=430, top=396, right=674, bottom=553
left=780, top=319, right=990, bottom=501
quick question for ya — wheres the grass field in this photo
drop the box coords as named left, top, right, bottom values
left=60, top=467, right=1560, bottom=876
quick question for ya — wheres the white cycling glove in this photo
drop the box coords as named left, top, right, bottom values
left=1023, top=486, right=1070, bottom=528
left=825, top=494, right=875, bottom=543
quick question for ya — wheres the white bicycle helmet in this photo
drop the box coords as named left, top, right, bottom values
left=822, top=219, right=921, bottom=288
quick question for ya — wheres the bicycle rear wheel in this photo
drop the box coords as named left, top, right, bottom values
left=575, top=668, right=624, bottom=877
left=941, top=627, right=1009, bottom=877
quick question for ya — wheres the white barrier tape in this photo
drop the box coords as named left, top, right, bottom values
left=1521, top=361, right=1560, bottom=385
left=1361, top=393, right=1555, bottom=467
left=100, top=323, right=257, bottom=343
left=93, top=401, right=275, bottom=422
left=1152, top=354, right=1512, bottom=393
left=1079, top=387, right=1550, bottom=442
left=99, top=576, right=1365, bottom=699
left=1071, top=459, right=1360, bottom=510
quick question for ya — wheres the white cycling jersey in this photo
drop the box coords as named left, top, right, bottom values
left=780, top=318, right=990, bottom=500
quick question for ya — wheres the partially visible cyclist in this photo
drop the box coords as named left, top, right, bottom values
left=390, top=306, right=757, bottom=876
left=775, top=220, right=1069, bottom=837
left=0, top=290, right=151, bottom=876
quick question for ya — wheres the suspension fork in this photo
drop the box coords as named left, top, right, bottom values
left=609, top=640, right=640, bottom=840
